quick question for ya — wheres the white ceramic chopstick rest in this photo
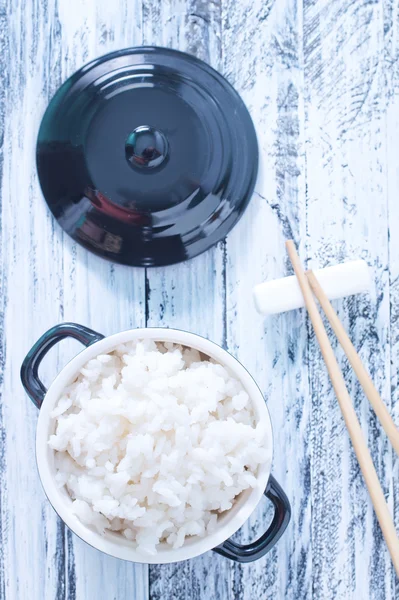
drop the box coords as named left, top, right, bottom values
left=253, top=259, right=372, bottom=316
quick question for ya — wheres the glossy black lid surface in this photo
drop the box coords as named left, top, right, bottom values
left=37, top=47, right=258, bottom=266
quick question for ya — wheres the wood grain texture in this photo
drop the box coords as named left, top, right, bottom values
left=141, top=3, right=233, bottom=599
left=1, top=1, right=148, bottom=599
left=222, top=2, right=312, bottom=599
left=0, top=0, right=398, bottom=599
left=304, top=2, right=395, bottom=598
left=385, top=2, right=399, bottom=599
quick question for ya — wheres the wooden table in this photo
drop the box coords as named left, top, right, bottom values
left=1, top=0, right=398, bottom=598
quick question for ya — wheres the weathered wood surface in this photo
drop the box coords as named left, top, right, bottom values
left=0, top=0, right=398, bottom=598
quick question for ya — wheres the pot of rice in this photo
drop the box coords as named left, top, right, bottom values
left=21, top=323, right=290, bottom=564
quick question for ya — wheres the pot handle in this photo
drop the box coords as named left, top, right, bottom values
left=21, top=323, right=104, bottom=409
left=214, top=474, right=291, bottom=563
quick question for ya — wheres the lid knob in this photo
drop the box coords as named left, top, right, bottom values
left=125, top=125, right=169, bottom=170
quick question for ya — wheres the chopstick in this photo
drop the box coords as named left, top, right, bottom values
left=285, top=240, right=399, bottom=577
left=306, top=270, right=399, bottom=456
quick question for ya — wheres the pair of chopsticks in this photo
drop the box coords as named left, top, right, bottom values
left=286, top=240, right=399, bottom=577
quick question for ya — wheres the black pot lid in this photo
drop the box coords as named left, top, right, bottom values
left=37, top=47, right=258, bottom=267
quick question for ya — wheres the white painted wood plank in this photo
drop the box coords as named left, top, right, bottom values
left=222, top=1, right=311, bottom=598
left=0, top=1, right=148, bottom=598
left=304, top=1, right=396, bottom=598
left=384, top=2, right=399, bottom=599
left=141, top=2, right=235, bottom=599
left=1, top=2, right=69, bottom=596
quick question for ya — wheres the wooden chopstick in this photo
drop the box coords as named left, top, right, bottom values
left=286, top=240, right=399, bottom=577
left=306, top=270, right=399, bottom=456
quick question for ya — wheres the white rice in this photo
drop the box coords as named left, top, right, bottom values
left=49, top=339, right=271, bottom=555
